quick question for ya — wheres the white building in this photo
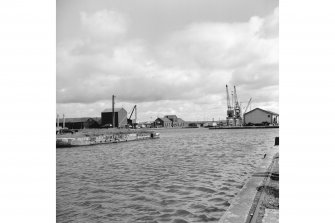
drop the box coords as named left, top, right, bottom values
left=243, top=108, right=279, bottom=126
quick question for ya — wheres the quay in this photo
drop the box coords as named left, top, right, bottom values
left=209, top=126, right=279, bottom=130
left=219, top=137, right=279, bottom=223
left=56, top=129, right=160, bottom=148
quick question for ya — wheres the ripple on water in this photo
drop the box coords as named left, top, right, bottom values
left=174, top=209, right=192, bottom=217
left=189, top=186, right=217, bottom=194
left=172, top=218, right=189, bottom=223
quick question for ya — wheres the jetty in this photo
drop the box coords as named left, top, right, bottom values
left=56, top=129, right=160, bottom=148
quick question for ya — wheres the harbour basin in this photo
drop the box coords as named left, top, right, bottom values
left=57, top=128, right=278, bottom=223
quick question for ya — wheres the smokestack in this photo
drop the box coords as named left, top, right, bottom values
left=63, top=114, right=65, bottom=128
left=112, top=95, right=115, bottom=128
left=57, top=114, right=59, bottom=128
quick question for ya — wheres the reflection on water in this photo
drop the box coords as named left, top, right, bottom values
left=57, top=128, right=278, bottom=223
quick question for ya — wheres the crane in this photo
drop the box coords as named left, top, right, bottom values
left=129, top=105, right=137, bottom=123
left=226, top=85, right=234, bottom=118
left=244, top=98, right=252, bottom=114
left=226, top=85, right=231, bottom=110
left=233, top=86, right=241, bottom=119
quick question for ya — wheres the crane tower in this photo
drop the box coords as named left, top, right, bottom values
left=225, top=85, right=243, bottom=126
left=226, top=85, right=234, bottom=126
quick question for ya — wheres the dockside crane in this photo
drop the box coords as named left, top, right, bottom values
left=244, top=98, right=252, bottom=114
left=233, top=86, right=241, bottom=119
left=233, top=86, right=243, bottom=126
left=226, top=85, right=231, bottom=110
left=127, top=105, right=137, bottom=128
left=226, top=85, right=234, bottom=125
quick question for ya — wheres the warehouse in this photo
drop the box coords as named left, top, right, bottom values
left=56, top=117, right=101, bottom=129
left=153, top=117, right=172, bottom=128
left=243, top=108, right=279, bottom=126
left=164, top=115, right=186, bottom=127
left=101, top=108, right=127, bottom=127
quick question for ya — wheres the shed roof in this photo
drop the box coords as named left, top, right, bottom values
left=157, top=117, right=172, bottom=123
left=102, top=108, right=125, bottom=113
left=56, top=117, right=100, bottom=123
left=177, top=118, right=185, bottom=122
left=165, top=115, right=178, bottom=118
left=244, top=108, right=279, bottom=116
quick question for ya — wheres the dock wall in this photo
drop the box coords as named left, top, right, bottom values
left=218, top=145, right=279, bottom=223
left=209, top=126, right=279, bottom=130
left=56, top=132, right=158, bottom=148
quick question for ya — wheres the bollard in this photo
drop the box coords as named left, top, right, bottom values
left=275, top=137, right=279, bottom=146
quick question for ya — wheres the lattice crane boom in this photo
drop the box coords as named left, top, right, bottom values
left=244, top=98, right=252, bottom=114
left=226, top=85, right=231, bottom=109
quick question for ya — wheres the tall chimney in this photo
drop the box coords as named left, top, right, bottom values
left=63, top=114, right=65, bottom=128
left=112, top=95, right=115, bottom=128
left=57, top=114, right=59, bottom=128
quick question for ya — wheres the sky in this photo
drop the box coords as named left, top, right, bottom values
left=57, top=0, right=279, bottom=122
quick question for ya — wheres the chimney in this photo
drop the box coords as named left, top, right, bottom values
left=57, top=114, right=59, bottom=128
left=63, top=114, right=65, bottom=128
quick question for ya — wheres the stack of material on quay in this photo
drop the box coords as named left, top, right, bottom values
left=56, top=128, right=159, bottom=148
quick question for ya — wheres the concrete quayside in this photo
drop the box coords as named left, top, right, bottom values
left=219, top=137, right=279, bottom=223
left=209, top=126, right=279, bottom=130
left=56, top=129, right=160, bottom=148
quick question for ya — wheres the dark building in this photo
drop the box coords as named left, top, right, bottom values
left=101, top=108, right=127, bottom=127
left=56, top=117, right=101, bottom=129
left=188, top=123, right=201, bottom=128
left=153, top=117, right=172, bottom=128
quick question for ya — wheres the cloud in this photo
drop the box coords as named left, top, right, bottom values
left=57, top=7, right=279, bottom=119
left=80, top=10, right=129, bottom=39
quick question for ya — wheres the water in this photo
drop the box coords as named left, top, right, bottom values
left=57, top=128, right=278, bottom=223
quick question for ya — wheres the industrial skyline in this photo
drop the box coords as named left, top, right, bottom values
left=57, top=0, right=279, bottom=122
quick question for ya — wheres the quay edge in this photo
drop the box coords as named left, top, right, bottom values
left=56, top=131, right=160, bottom=148
left=209, top=126, right=279, bottom=130
left=218, top=139, right=279, bottom=223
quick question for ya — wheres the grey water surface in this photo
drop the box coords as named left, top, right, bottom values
left=57, top=128, right=278, bottom=223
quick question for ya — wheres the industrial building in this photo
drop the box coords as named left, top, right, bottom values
left=188, top=123, right=201, bottom=128
left=56, top=117, right=101, bottom=129
left=164, top=115, right=186, bottom=127
left=153, top=117, right=172, bottom=128
left=243, top=108, right=279, bottom=126
left=203, top=121, right=217, bottom=127
left=101, top=108, right=127, bottom=127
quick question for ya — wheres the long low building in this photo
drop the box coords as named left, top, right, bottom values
left=56, top=117, right=101, bottom=129
left=243, top=108, right=279, bottom=126
left=153, top=115, right=187, bottom=128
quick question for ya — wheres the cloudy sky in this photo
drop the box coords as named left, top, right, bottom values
left=57, top=0, right=278, bottom=122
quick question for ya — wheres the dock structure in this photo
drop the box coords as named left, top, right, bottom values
left=209, top=126, right=279, bottom=130
left=56, top=129, right=159, bottom=148
left=219, top=138, right=279, bottom=223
